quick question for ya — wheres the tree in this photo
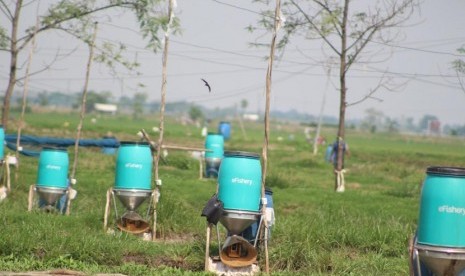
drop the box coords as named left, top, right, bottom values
left=76, top=90, right=112, bottom=113
left=384, top=117, right=399, bottom=133
left=452, top=46, right=465, bottom=93
left=118, top=95, right=133, bottom=111
left=241, top=99, right=248, bottom=112
left=188, top=105, right=204, bottom=123
left=36, top=91, right=49, bottom=106
left=0, top=0, right=180, bottom=130
left=254, top=0, right=418, bottom=192
left=238, top=98, right=249, bottom=139
left=132, top=92, right=147, bottom=119
left=360, top=108, right=384, bottom=133
left=418, top=114, right=438, bottom=132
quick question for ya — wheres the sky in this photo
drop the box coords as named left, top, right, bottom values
left=1, top=0, right=465, bottom=126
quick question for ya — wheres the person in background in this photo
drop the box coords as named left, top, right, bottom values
left=331, top=137, right=350, bottom=192
left=331, top=137, right=350, bottom=168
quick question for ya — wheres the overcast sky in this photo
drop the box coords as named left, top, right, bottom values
left=1, top=0, right=465, bottom=125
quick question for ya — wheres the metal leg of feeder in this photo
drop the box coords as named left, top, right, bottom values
left=253, top=216, right=264, bottom=248
left=0, top=159, right=10, bottom=192
left=408, top=235, right=415, bottom=276
left=111, top=190, right=119, bottom=222
left=410, top=235, right=425, bottom=276
left=205, top=223, right=211, bottom=271
left=145, top=191, right=154, bottom=221
left=27, top=185, right=35, bottom=211
left=145, top=190, right=155, bottom=240
left=4, top=159, right=11, bottom=192
left=216, top=224, right=222, bottom=256
left=413, top=247, right=421, bottom=276
left=0, top=161, right=4, bottom=186
left=103, top=188, right=112, bottom=231
left=199, top=157, right=203, bottom=180
left=65, top=187, right=72, bottom=216
left=0, top=161, right=4, bottom=188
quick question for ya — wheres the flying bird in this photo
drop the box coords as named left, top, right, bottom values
left=201, top=78, right=211, bottom=92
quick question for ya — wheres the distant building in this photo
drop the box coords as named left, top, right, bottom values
left=94, top=103, right=117, bottom=115
left=243, top=113, right=259, bottom=121
left=428, top=119, right=441, bottom=135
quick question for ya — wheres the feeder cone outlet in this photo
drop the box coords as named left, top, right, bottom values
left=220, top=235, right=257, bottom=267
left=416, top=244, right=465, bottom=276
left=219, top=210, right=260, bottom=235
left=117, top=211, right=150, bottom=234
left=113, top=189, right=151, bottom=211
left=36, top=186, right=67, bottom=206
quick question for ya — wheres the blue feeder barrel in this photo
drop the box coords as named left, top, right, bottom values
left=36, top=148, right=69, bottom=189
left=417, top=166, right=465, bottom=247
left=218, top=151, right=261, bottom=212
left=204, top=133, right=224, bottom=178
left=115, top=142, right=152, bottom=190
left=205, top=133, right=224, bottom=159
left=0, top=125, right=4, bottom=160
left=242, top=188, right=274, bottom=243
left=218, top=121, right=231, bottom=140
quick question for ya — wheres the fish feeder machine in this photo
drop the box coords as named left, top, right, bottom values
left=410, top=167, right=465, bottom=276
left=204, top=133, right=224, bottom=178
left=104, top=142, right=156, bottom=236
left=218, top=121, right=231, bottom=141
left=27, top=147, right=71, bottom=214
left=0, top=125, right=10, bottom=192
left=203, top=151, right=272, bottom=272
left=0, top=125, right=15, bottom=195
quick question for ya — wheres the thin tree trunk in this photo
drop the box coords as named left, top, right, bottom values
left=261, top=0, right=281, bottom=272
left=335, top=0, right=349, bottom=192
left=16, top=14, right=39, bottom=180
left=2, top=0, right=23, bottom=130
left=313, top=66, right=331, bottom=155
left=153, top=0, right=175, bottom=241
left=67, top=22, right=98, bottom=215
left=70, top=22, right=98, bottom=180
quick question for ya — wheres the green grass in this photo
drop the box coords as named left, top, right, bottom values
left=1, top=111, right=465, bottom=275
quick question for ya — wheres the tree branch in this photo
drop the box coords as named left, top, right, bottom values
left=16, top=2, right=137, bottom=52
left=313, top=0, right=343, bottom=37
left=347, top=69, right=409, bottom=107
left=290, top=0, right=341, bottom=56
left=456, top=70, right=465, bottom=94
left=345, top=0, right=416, bottom=72
left=16, top=47, right=77, bottom=84
left=0, top=0, right=13, bottom=21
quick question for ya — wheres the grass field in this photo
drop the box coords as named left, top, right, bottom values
left=0, top=111, right=464, bottom=275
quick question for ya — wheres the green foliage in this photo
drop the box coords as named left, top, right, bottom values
left=132, top=92, right=148, bottom=119
left=75, top=90, right=112, bottom=112
left=163, top=152, right=196, bottom=170
left=0, top=26, right=8, bottom=49
left=453, top=46, right=465, bottom=74
left=37, top=0, right=179, bottom=74
left=188, top=105, right=204, bottom=123
left=36, top=92, right=49, bottom=106
left=453, top=60, right=465, bottom=74
left=133, top=0, right=181, bottom=51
